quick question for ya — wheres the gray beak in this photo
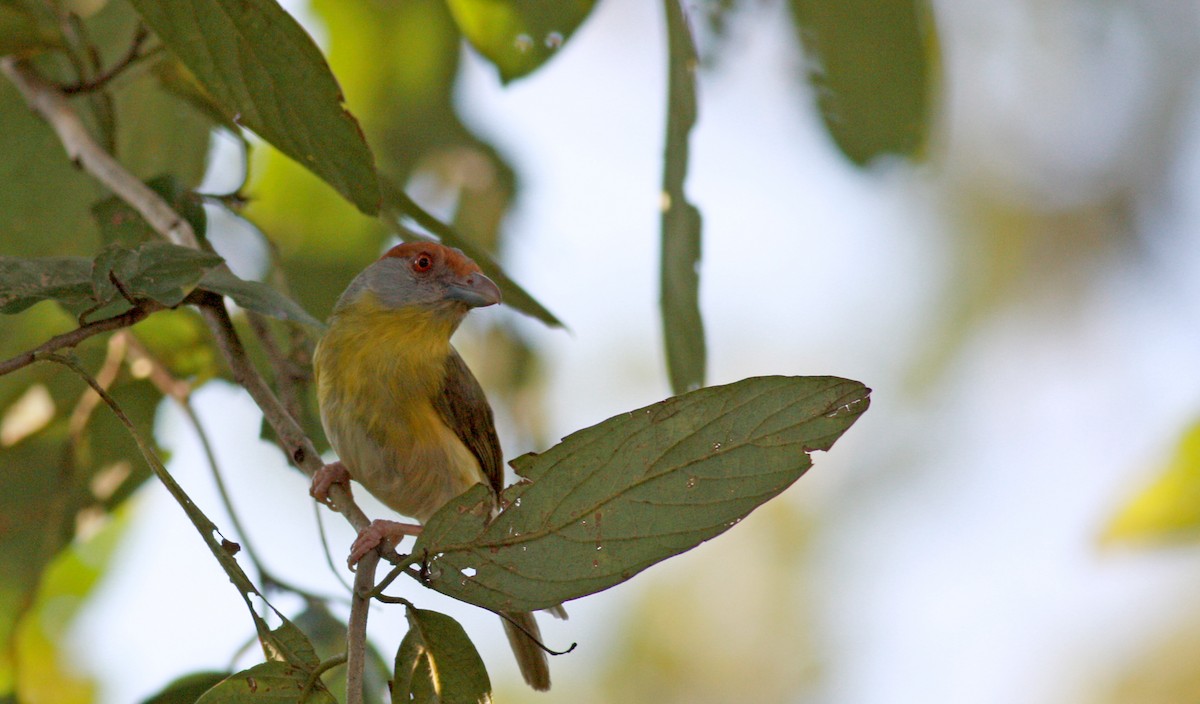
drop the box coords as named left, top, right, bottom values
left=447, top=272, right=502, bottom=308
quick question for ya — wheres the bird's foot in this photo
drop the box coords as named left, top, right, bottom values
left=348, top=519, right=423, bottom=567
left=310, top=461, right=351, bottom=508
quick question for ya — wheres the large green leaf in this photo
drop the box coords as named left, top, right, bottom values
left=392, top=607, right=491, bottom=704
left=445, top=0, right=597, bottom=83
left=788, top=0, right=938, bottom=164
left=414, top=376, right=870, bottom=612
left=125, top=0, right=381, bottom=215
left=195, top=662, right=335, bottom=704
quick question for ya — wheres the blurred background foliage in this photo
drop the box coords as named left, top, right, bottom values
left=3, top=0, right=1200, bottom=702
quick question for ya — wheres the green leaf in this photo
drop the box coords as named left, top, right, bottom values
left=125, top=0, right=381, bottom=215
left=787, top=0, right=938, bottom=164
left=92, top=241, right=225, bottom=308
left=446, top=0, right=597, bottom=83
left=140, top=671, right=231, bottom=704
left=393, top=607, right=491, bottom=704
left=0, top=3, right=60, bottom=55
left=660, top=0, right=705, bottom=394
left=1105, top=421, right=1200, bottom=544
left=0, top=256, right=93, bottom=314
left=198, top=269, right=324, bottom=328
left=195, top=662, right=335, bottom=704
left=414, top=376, right=870, bottom=612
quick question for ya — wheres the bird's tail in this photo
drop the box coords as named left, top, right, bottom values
left=501, top=610, right=550, bottom=691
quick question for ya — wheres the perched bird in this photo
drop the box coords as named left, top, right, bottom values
left=310, top=241, right=553, bottom=690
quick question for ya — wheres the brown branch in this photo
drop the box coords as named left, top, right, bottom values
left=0, top=302, right=161, bottom=379
left=346, top=551, right=379, bottom=704
left=195, top=293, right=369, bottom=531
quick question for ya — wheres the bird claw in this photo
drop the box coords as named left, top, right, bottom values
left=348, top=519, right=423, bottom=567
left=310, top=461, right=351, bottom=508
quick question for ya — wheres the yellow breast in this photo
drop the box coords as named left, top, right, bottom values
left=314, top=293, right=486, bottom=522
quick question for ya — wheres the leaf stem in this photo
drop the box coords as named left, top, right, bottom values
left=659, top=0, right=706, bottom=394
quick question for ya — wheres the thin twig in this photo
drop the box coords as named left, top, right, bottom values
left=124, top=332, right=326, bottom=599
left=302, top=653, right=348, bottom=697
left=0, top=301, right=162, bottom=379
left=346, top=551, right=379, bottom=704
left=61, top=25, right=154, bottom=95
left=67, top=332, right=127, bottom=440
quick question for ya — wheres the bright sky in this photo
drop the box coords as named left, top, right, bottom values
left=69, top=1, right=1200, bottom=702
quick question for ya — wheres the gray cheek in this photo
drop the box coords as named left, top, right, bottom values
left=366, top=260, right=431, bottom=308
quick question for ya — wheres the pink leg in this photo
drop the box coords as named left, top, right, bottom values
left=310, top=461, right=351, bottom=507
left=348, top=519, right=423, bottom=567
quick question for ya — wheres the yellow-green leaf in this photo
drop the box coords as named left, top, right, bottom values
left=446, top=0, right=597, bottom=83
left=1106, top=422, right=1200, bottom=544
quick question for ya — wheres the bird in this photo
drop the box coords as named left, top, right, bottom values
left=309, top=241, right=554, bottom=690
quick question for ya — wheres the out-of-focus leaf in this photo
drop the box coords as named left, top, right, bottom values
left=12, top=507, right=129, bottom=704
left=0, top=256, right=93, bottom=314
left=0, top=422, right=76, bottom=696
left=392, top=606, right=491, bottom=704
left=294, top=603, right=389, bottom=704
left=91, top=175, right=208, bottom=246
left=660, top=0, right=705, bottom=394
left=0, top=3, right=60, bottom=55
left=416, top=376, right=871, bottom=612
left=198, top=269, right=324, bottom=328
left=787, top=0, right=937, bottom=164
left=382, top=182, right=562, bottom=329
left=125, top=0, right=381, bottom=215
left=132, top=308, right=224, bottom=382
left=1105, top=422, right=1200, bottom=544
left=0, top=0, right=215, bottom=251
left=194, top=662, right=335, bottom=704
left=140, top=671, right=231, bottom=704
left=445, top=0, right=597, bottom=83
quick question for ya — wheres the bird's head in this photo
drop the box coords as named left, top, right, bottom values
left=334, top=242, right=501, bottom=321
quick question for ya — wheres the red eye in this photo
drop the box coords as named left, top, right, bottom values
left=412, top=253, right=433, bottom=272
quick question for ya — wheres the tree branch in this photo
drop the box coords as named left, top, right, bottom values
left=0, top=301, right=162, bottom=378
left=346, top=551, right=379, bottom=704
